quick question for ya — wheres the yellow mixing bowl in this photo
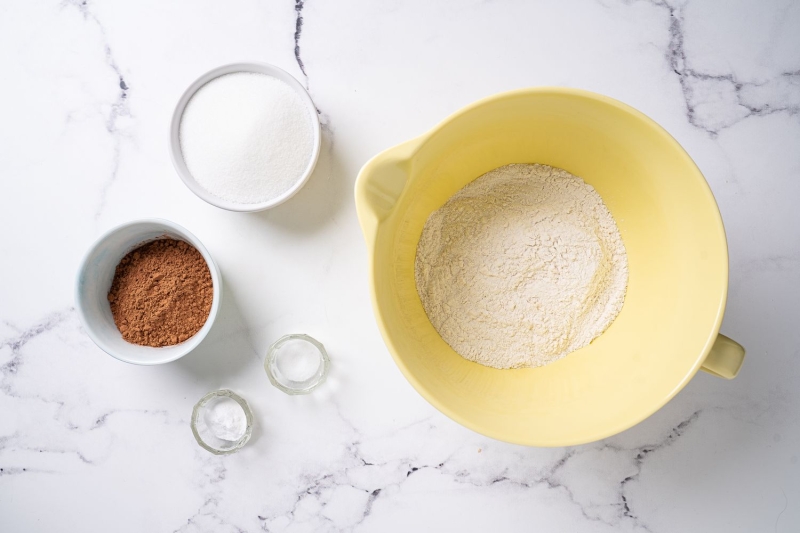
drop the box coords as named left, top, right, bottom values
left=355, top=88, right=745, bottom=446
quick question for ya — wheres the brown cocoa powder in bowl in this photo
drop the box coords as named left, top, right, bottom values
left=107, top=238, right=213, bottom=347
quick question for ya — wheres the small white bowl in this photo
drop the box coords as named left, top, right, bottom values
left=75, top=219, right=222, bottom=365
left=169, top=62, right=322, bottom=212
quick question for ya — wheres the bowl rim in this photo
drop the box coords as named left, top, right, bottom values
left=168, top=61, right=322, bottom=212
left=358, top=86, right=729, bottom=446
left=74, top=218, right=222, bottom=365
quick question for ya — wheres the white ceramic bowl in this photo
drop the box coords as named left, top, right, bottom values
left=75, top=219, right=222, bottom=365
left=169, top=62, right=322, bottom=212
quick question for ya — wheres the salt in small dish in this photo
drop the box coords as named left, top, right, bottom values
left=191, top=389, right=253, bottom=455
left=265, top=334, right=330, bottom=395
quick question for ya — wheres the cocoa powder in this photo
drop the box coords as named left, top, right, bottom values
left=108, top=238, right=213, bottom=347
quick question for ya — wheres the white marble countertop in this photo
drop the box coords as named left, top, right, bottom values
left=2, top=0, right=799, bottom=531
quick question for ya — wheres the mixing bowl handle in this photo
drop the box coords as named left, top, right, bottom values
left=700, top=334, right=745, bottom=379
left=354, top=136, right=424, bottom=245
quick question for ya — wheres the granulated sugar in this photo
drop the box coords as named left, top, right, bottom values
left=180, top=72, right=314, bottom=204
left=415, top=164, right=628, bottom=369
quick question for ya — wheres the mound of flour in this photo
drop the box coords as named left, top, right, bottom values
left=415, top=164, right=628, bottom=369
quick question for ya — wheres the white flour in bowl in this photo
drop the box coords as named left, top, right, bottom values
left=415, top=164, right=628, bottom=369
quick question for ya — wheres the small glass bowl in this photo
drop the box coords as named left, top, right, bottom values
left=190, top=389, right=253, bottom=455
left=265, top=334, right=330, bottom=395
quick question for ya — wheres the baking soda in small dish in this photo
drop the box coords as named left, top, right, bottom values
left=179, top=72, right=315, bottom=204
left=275, top=337, right=323, bottom=382
left=202, top=396, right=247, bottom=442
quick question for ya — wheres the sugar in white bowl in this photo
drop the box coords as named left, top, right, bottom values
left=179, top=72, right=315, bottom=205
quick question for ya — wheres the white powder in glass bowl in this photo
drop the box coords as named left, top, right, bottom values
left=202, top=396, right=247, bottom=442
left=179, top=72, right=314, bottom=204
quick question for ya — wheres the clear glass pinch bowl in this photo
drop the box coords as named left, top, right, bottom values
left=265, top=334, right=330, bottom=395
left=190, top=389, right=253, bottom=455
